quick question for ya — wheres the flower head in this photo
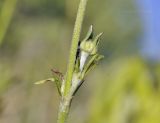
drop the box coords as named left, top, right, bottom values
left=79, top=25, right=103, bottom=71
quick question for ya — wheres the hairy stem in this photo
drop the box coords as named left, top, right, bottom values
left=57, top=0, right=88, bottom=123
left=64, top=0, right=88, bottom=96
left=57, top=96, right=72, bottom=123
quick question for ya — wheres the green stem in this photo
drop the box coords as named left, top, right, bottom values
left=64, top=0, right=88, bottom=96
left=57, top=96, right=72, bottom=123
left=0, top=0, right=18, bottom=45
left=57, top=0, right=88, bottom=123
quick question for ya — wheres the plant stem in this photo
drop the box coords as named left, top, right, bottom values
left=57, top=0, right=88, bottom=123
left=0, top=0, right=18, bottom=45
left=57, top=96, right=72, bottom=123
left=64, top=0, right=88, bottom=96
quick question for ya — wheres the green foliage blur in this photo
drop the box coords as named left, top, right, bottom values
left=0, top=0, right=159, bottom=123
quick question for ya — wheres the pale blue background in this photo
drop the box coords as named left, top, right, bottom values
left=136, top=0, right=160, bottom=61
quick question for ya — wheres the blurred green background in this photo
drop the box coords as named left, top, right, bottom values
left=0, top=0, right=160, bottom=123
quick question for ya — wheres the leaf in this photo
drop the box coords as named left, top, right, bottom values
left=34, top=77, right=62, bottom=96
left=55, top=79, right=62, bottom=96
left=75, top=57, right=80, bottom=73
left=82, top=54, right=104, bottom=77
left=93, top=32, right=103, bottom=46
left=34, top=78, right=55, bottom=85
left=51, top=69, right=64, bottom=80
left=83, top=25, right=94, bottom=41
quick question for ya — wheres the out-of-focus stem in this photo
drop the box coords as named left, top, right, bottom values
left=0, top=0, right=18, bottom=45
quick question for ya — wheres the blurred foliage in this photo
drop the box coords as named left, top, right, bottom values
left=0, top=0, right=18, bottom=45
left=86, top=57, right=160, bottom=123
left=0, top=0, right=159, bottom=123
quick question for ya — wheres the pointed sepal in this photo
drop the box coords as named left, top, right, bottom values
left=83, top=25, right=94, bottom=41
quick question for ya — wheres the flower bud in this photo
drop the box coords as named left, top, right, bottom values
left=80, top=40, right=97, bottom=55
left=79, top=26, right=103, bottom=72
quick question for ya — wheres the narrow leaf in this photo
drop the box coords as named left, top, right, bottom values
left=94, top=32, right=103, bottom=46
left=82, top=54, right=98, bottom=77
left=82, top=54, right=104, bottom=77
left=83, top=25, right=94, bottom=41
left=75, top=57, right=80, bottom=73
left=34, top=78, right=55, bottom=85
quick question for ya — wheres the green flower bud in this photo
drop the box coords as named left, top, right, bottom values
left=80, top=40, right=97, bottom=55
left=79, top=26, right=103, bottom=72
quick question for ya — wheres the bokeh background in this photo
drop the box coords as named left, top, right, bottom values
left=0, top=0, right=160, bottom=123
